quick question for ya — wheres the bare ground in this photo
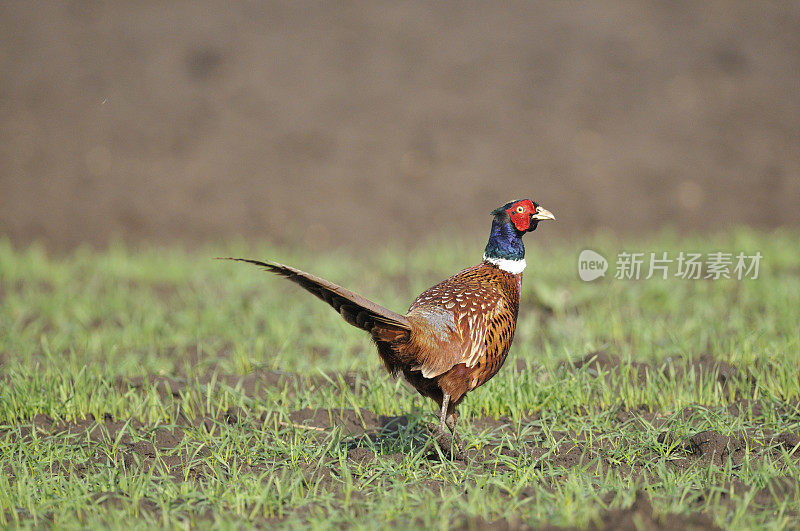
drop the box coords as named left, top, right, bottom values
left=2, top=1, right=799, bottom=250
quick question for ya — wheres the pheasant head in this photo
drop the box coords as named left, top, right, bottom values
left=483, top=199, right=555, bottom=273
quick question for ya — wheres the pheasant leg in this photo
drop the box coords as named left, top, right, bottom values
left=445, top=412, right=457, bottom=432
left=437, top=393, right=450, bottom=434
left=427, top=394, right=463, bottom=458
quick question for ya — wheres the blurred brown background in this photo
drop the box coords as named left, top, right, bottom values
left=1, top=1, right=799, bottom=250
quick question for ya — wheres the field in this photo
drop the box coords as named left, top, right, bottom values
left=1, top=229, right=799, bottom=528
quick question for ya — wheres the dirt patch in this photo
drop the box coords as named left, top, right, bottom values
left=11, top=411, right=239, bottom=478
left=684, top=430, right=749, bottom=466
left=470, top=409, right=798, bottom=474
left=8, top=415, right=205, bottom=480
left=90, top=492, right=161, bottom=517
left=346, top=447, right=377, bottom=465
left=591, top=491, right=719, bottom=530
left=752, top=478, right=800, bottom=507
left=660, top=425, right=800, bottom=472
left=712, top=478, right=800, bottom=511
left=470, top=415, right=534, bottom=433
left=572, top=351, right=654, bottom=384
left=121, top=427, right=212, bottom=480
left=772, top=430, right=800, bottom=449
left=572, top=351, right=753, bottom=394
left=615, top=405, right=662, bottom=425
left=669, top=354, right=753, bottom=391
left=452, top=515, right=535, bottom=530
left=531, top=441, right=593, bottom=470
left=286, top=408, right=380, bottom=437
left=116, top=369, right=368, bottom=402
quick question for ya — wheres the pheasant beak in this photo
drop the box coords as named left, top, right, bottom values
left=532, top=206, right=556, bottom=221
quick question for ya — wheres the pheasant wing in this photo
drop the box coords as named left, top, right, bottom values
left=407, top=278, right=508, bottom=379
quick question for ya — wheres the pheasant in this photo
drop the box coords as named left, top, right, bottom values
left=225, top=199, right=554, bottom=449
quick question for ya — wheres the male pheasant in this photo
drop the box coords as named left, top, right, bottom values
left=225, top=199, right=554, bottom=448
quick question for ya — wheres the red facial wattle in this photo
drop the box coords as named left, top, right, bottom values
left=506, top=200, right=536, bottom=232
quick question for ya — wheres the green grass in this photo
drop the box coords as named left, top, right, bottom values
left=1, top=228, right=799, bottom=528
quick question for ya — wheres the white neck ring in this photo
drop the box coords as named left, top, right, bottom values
left=483, top=254, right=527, bottom=274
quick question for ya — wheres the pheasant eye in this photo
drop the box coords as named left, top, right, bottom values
left=516, top=206, right=525, bottom=213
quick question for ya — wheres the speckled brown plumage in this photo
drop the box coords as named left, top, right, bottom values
left=224, top=198, right=554, bottom=449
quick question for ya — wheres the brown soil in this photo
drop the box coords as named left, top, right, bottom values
left=116, top=368, right=367, bottom=399
left=2, top=3, right=800, bottom=251
left=571, top=350, right=753, bottom=394
left=590, top=491, right=719, bottom=531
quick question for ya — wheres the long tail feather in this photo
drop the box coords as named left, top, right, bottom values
left=221, top=258, right=412, bottom=334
